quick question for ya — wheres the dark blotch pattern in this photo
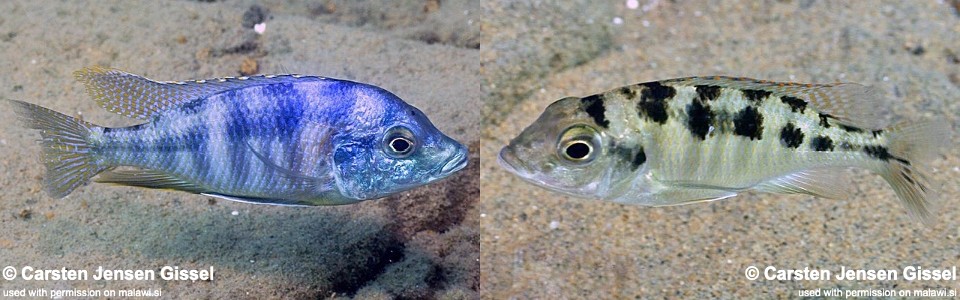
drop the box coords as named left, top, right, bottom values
left=638, top=101, right=668, bottom=124
left=818, top=113, right=833, bottom=128
left=636, top=82, right=675, bottom=124
left=863, top=145, right=891, bottom=161
left=640, top=82, right=676, bottom=102
left=632, top=147, right=647, bottom=169
left=695, top=85, right=721, bottom=101
left=839, top=124, right=863, bottom=133
left=811, top=136, right=834, bottom=151
left=580, top=94, right=609, bottom=128
left=902, top=171, right=916, bottom=185
left=864, top=145, right=910, bottom=165
left=733, top=106, right=764, bottom=140
left=871, top=129, right=883, bottom=137
left=612, top=145, right=646, bottom=171
left=686, top=101, right=713, bottom=140
left=620, top=86, right=637, bottom=100
left=781, top=96, right=807, bottom=113
left=742, top=89, right=771, bottom=102
left=779, top=123, right=804, bottom=148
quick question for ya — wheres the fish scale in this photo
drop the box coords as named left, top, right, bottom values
left=500, top=76, right=948, bottom=223
left=603, top=84, right=806, bottom=186
left=9, top=67, right=468, bottom=206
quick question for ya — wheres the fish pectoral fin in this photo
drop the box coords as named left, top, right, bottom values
left=754, top=168, right=851, bottom=199
left=245, top=141, right=330, bottom=189
left=94, top=169, right=207, bottom=194
left=75, top=66, right=325, bottom=120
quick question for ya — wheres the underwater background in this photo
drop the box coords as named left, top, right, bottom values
left=481, top=0, right=959, bottom=298
left=0, top=0, right=478, bottom=298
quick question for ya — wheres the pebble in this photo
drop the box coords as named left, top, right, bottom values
left=240, top=57, right=259, bottom=76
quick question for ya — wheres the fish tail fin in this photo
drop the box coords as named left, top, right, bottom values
left=878, top=121, right=951, bottom=224
left=7, top=100, right=109, bottom=198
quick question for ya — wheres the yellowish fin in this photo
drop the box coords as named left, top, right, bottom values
left=7, top=100, right=108, bottom=198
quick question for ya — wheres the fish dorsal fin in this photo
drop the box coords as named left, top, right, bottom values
left=74, top=66, right=325, bottom=120
left=754, top=168, right=852, bottom=199
left=94, top=169, right=208, bottom=193
left=664, top=76, right=886, bottom=129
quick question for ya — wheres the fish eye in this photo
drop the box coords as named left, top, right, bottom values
left=563, top=141, right=592, bottom=160
left=390, top=137, right=412, bottom=153
left=383, top=126, right=417, bottom=158
left=557, top=125, right=601, bottom=165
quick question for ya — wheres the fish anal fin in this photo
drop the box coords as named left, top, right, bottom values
left=665, top=76, right=887, bottom=129
left=94, top=169, right=207, bottom=194
left=754, top=168, right=851, bottom=200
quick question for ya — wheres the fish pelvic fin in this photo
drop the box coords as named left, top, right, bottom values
left=877, top=121, right=951, bottom=224
left=7, top=100, right=109, bottom=198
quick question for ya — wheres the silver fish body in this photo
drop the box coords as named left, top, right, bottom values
left=499, top=76, right=948, bottom=221
left=11, top=67, right=468, bottom=206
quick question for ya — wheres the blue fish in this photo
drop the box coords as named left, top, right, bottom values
left=9, top=67, right=468, bottom=206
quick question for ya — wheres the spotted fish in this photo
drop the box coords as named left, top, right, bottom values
left=498, top=76, right=949, bottom=222
left=9, top=67, right=468, bottom=206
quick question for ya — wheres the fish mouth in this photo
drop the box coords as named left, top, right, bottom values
left=437, top=145, right=468, bottom=176
left=498, top=146, right=565, bottom=191
left=499, top=146, right=599, bottom=199
left=497, top=147, right=527, bottom=176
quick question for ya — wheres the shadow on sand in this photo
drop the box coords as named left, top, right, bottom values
left=37, top=195, right=436, bottom=297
